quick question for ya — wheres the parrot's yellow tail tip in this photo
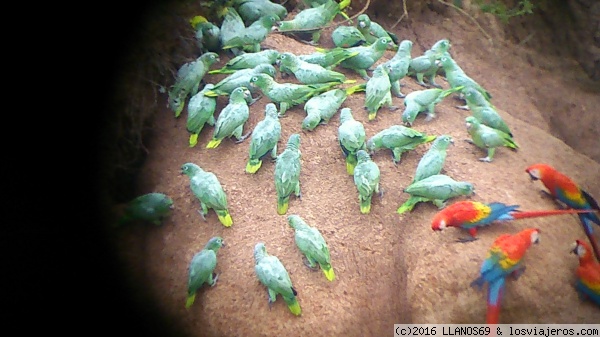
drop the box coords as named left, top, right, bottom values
left=206, top=139, right=222, bottom=149
left=323, top=268, right=335, bottom=281
left=185, top=294, right=195, bottom=309
left=397, top=205, right=410, bottom=214
left=368, top=112, right=377, bottom=121
left=174, top=105, right=184, bottom=118
left=245, top=160, right=262, bottom=174
left=346, top=162, right=355, bottom=175
left=425, top=135, right=437, bottom=142
left=217, top=213, right=233, bottom=227
left=277, top=202, right=289, bottom=215
left=189, top=134, right=199, bottom=147
left=288, top=301, right=302, bottom=316
left=360, top=204, right=371, bottom=214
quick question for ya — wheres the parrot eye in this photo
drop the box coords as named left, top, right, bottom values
left=251, top=76, right=258, bottom=82
left=530, top=231, right=540, bottom=244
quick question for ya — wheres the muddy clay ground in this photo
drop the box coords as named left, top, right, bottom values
left=108, top=3, right=600, bottom=336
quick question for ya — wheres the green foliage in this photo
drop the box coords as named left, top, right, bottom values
left=473, top=0, right=535, bottom=23
left=453, top=0, right=535, bottom=23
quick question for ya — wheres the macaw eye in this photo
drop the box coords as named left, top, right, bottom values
left=531, top=231, right=540, bottom=244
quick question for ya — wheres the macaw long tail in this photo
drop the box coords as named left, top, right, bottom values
left=581, top=217, right=600, bottom=261
left=486, top=278, right=505, bottom=324
left=509, top=208, right=598, bottom=220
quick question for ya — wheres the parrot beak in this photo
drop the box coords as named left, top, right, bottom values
left=221, top=240, right=226, bottom=247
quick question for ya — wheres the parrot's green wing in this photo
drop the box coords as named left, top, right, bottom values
left=332, top=25, right=366, bottom=48
left=412, top=135, right=452, bottom=183
left=187, top=84, right=217, bottom=147
left=403, top=174, right=474, bottom=209
left=295, top=227, right=335, bottom=280
left=189, top=172, right=233, bottom=227
left=119, top=192, right=174, bottom=226
left=302, top=88, right=347, bottom=130
left=364, top=64, right=392, bottom=120
left=246, top=104, right=281, bottom=173
left=219, top=7, right=246, bottom=50
left=353, top=159, right=380, bottom=214
left=255, top=255, right=301, bottom=315
left=209, top=49, right=280, bottom=74
left=186, top=249, right=217, bottom=308
left=207, top=88, right=250, bottom=148
left=234, top=0, right=288, bottom=25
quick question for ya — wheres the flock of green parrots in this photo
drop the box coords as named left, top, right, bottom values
left=116, top=0, right=600, bottom=322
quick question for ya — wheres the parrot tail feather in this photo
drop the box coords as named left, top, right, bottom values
left=424, top=135, right=437, bottom=143
left=203, top=90, right=219, bottom=97
left=189, top=134, right=199, bottom=148
left=208, top=68, right=234, bottom=75
left=185, top=294, right=196, bottom=309
left=174, top=104, right=185, bottom=118
left=346, top=83, right=366, bottom=95
left=322, top=266, right=335, bottom=281
left=486, top=278, right=505, bottom=324
left=277, top=196, right=290, bottom=215
left=367, top=112, right=377, bottom=121
left=286, top=298, right=302, bottom=316
left=206, top=138, right=222, bottom=149
left=360, top=198, right=372, bottom=214
left=339, top=0, right=351, bottom=10
left=245, top=159, right=263, bottom=174
left=397, top=196, right=423, bottom=214
left=510, top=208, right=597, bottom=220
left=216, top=210, right=233, bottom=227
left=346, top=155, right=357, bottom=175
left=343, top=79, right=357, bottom=84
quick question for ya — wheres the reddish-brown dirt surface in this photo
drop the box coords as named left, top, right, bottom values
left=108, top=1, right=600, bottom=336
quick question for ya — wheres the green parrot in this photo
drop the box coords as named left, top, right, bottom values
left=187, top=84, right=217, bottom=148
left=364, top=63, right=395, bottom=121
left=436, top=53, right=492, bottom=101
left=219, top=7, right=247, bottom=56
left=280, top=48, right=359, bottom=77
left=338, top=36, right=394, bottom=80
left=353, top=149, right=381, bottom=214
left=459, top=86, right=513, bottom=136
left=275, top=0, right=351, bottom=45
left=248, top=73, right=338, bottom=116
left=366, top=125, right=437, bottom=164
left=401, top=86, right=464, bottom=126
left=190, top=16, right=221, bottom=53
left=246, top=103, right=282, bottom=173
left=233, top=0, right=288, bottom=25
left=203, top=63, right=276, bottom=103
left=301, top=0, right=329, bottom=8
left=287, top=214, right=335, bottom=281
left=206, top=87, right=251, bottom=149
left=356, top=13, right=399, bottom=49
left=277, top=51, right=349, bottom=84
left=209, top=49, right=280, bottom=75
left=331, top=25, right=367, bottom=48
left=412, top=135, right=453, bottom=184
left=302, top=88, right=347, bottom=131
left=382, top=39, right=413, bottom=98
left=222, top=14, right=278, bottom=53
left=338, top=107, right=366, bottom=175
left=118, top=192, right=174, bottom=226
left=168, top=52, right=220, bottom=118
left=274, top=133, right=302, bottom=215
left=254, top=242, right=302, bottom=316
left=181, top=162, right=233, bottom=227
left=465, top=116, right=518, bottom=163
left=407, top=38, right=451, bottom=88
left=397, top=174, right=474, bottom=213
left=185, top=236, right=225, bottom=308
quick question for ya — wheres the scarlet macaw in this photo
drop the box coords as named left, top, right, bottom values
left=471, top=228, right=540, bottom=323
left=526, top=163, right=600, bottom=260
left=431, top=200, right=592, bottom=242
left=571, top=239, right=600, bottom=306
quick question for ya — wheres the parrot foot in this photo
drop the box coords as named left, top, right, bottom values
left=379, top=188, right=384, bottom=199
left=424, top=114, right=435, bottom=122
left=394, top=92, right=406, bottom=98
left=511, top=266, right=526, bottom=280
left=478, top=156, right=492, bottom=163
left=387, top=105, right=398, bottom=111
left=210, top=273, right=219, bottom=286
left=198, top=210, right=207, bottom=221
left=268, top=298, right=273, bottom=311
left=464, top=139, right=474, bottom=144
left=417, top=81, right=429, bottom=88
left=249, top=95, right=262, bottom=106
left=302, top=257, right=318, bottom=271
left=235, top=132, right=252, bottom=143
left=300, top=39, right=318, bottom=46
left=456, top=104, right=470, bottom=110
left=430, top=82, right=442, bottom=89
left=456, top=237, right=478, bottom=243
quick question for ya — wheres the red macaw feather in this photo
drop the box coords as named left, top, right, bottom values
left=510, top=208, right=598, bottom=219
